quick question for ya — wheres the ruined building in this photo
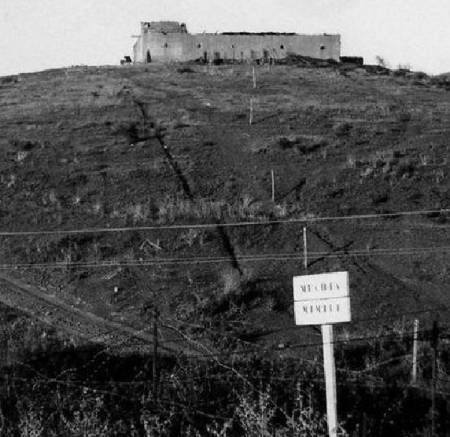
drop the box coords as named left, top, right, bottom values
left=133, top=21, right=341, bottom=63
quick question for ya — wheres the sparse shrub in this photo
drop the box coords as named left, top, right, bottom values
left=283, top=387, right=329, bottom=437
left=397, top=111, right=412, bottom=123
left=434, top=168, right=445, bottom=184
left=334, top=122, right=352, bottom=137
left=273, top=203, right=288, bottom=218
left=18, top=408, right=44, bottom=437
left=180, top=228, right=204, bottom=247
left=278, top=135, right=326, bottom=153
left=236, top=386, right=330, bottom=437
left=141, top=408, right=175, bottom=437
left=412, top=71, right=428, bottom=81
left=419, top=154, right=430, bottom=166
left=279, top=136, right=296, bottom=150
left=375, top=56, right=388, bottom=68
left=0, top=75, right=18, bottom=84
left=206, top=419, right=233, bottom=437
left=237, top=194, right=260, bottom=218
left=127, top=203, right=147, bottom=223
left=233, top=113, right=247, bottom=121
left=177, top=67, right=195, bottom=74
left=9, top=138, right=41, bottom=151
left=396, top=159, right=416, bottom=178
left=61, top=395, right=110, bottom=437
left=156, top=195, right=268, bottom=223
left=236, top=389, right=276, bottom=437
left=222, top=268, right=242, bottom=296
left=360, top=167, right=374, bottom=178
left=346, top=154, right=356, bottom=168
left=201, top=267, right=256, bottom=315
left=249, top=139, right=271, bottom=154
left=371, top=188, right=390, bottom=204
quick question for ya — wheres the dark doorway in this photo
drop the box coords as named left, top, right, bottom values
left=203, top=51, right=208, bottom=63
left=146, top=50, right=152, bottom=63
left=263, top=50, right=270, bottom=63
left=213, top=51, right=223, bottom=65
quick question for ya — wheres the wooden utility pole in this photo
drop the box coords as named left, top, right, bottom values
left=303, top=227, right=308, bottom=271
left=249, top=98, right=254, bottom=125
left=431, top=320, right=439, bottom=437
left=412, top=319, right=419, bottom=385
left=271, top=170, right=275, bottom=202
left=153, top=305, right=159, bottom=404
left=252, top=66, right=257, bottom=88
left=303, top=226, right=338, bottom=437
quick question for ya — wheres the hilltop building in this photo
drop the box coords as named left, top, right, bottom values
left=133, top=21, right=341, bottom=63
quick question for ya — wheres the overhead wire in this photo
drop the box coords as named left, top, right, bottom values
left=1, top=244, right=450, bottom=269
left=0, top=208, right=448, bottom=237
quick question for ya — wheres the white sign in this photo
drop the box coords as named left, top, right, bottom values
left=293, top=272, right=351, bottom=326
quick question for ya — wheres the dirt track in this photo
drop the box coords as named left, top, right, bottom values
left=0, top=273, right=192, bottom=355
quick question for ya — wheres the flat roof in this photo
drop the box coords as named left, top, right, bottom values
left=221, top=32, right=297, bottom=36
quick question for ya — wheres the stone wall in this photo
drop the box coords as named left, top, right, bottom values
left=133, top=23, right=341, bottom=63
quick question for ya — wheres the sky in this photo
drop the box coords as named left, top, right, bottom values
left=0, top=0, right=449, bottom=76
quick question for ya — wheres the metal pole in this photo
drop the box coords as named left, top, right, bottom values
left=412, top=319, right=419, bottom=385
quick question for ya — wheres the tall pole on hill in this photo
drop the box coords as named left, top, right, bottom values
left=271, top=170, right=275, bottom=203
left=303, top=227, right=308, bottom=271
left=303, top=226, right=338, bottom=437
left=412, top=319, right=419, bottom=385
left=431, top=320, right=439, bottom=436
left=153, top=304, right=159, bottom=405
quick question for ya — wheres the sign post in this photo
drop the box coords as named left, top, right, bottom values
left=293, top=271, right=351, bottom=437
left=322, top=324, right=337, bottom=437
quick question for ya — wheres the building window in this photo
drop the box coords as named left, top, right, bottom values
left=197, top=43, right=202, bottom=48
left=280, top=45, right=285, bottom=50
left=164, top=43, right=168, bottom=48
left=320, top=45, right=325, bottom=50
left=231, top=44, right=235, bottom=48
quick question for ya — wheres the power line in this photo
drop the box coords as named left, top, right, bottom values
left=2, top=244, right=450, bottom=269
left=0, top=208, right=447, bottom=237
left=183, top=327, right=439, bottom=360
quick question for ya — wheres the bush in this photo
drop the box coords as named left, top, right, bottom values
left=177, top=67, right=195, bottom=74
left=236, top=386, right=330, bottom=437
left=334, top=122, right=352, bottom=137
left=18, top=408, right=44, bottom=437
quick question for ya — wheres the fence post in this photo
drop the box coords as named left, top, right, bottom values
left=412, top=319, right=419, bottom=385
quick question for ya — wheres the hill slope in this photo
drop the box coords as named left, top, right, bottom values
left=0, top=62, right=450, bottom=355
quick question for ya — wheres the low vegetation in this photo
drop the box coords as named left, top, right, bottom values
left=1, top=60, right=450, bottom=435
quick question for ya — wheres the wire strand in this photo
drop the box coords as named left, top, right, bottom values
left=0, top=208, right=448, bottom=237
left=2, top=244, right=450, bottom=269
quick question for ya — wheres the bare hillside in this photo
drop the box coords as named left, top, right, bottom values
left=0, top=62, right=450, bottom=355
